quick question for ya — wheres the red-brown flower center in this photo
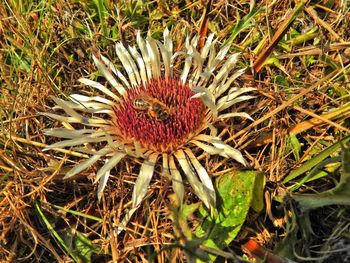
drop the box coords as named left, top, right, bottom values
left=112, top=78, right=205, bottom=152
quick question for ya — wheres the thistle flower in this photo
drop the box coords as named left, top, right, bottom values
left=43, top=28, right=255, bottom=228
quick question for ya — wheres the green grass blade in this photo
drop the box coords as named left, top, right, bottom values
left=52, top=204, right=103, bottom=222
left=283, top=135, right=350, bottom=184
left=93, top=0, right=108, bottom=37
left=35, top=202, right=79, bottom=262
left=224, top=7, right=263, bottom=45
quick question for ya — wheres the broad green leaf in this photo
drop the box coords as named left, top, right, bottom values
left=195, top=170, right=263, bottom=261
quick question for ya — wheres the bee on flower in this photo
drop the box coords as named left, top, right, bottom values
left=42, top=28, right=255, bottom=231
left=132, top=95, right=171, bottom=121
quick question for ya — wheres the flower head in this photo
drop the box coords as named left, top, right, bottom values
left=43, top=28, right=255, bottom=229
left=112, top=78, right=205, bottom=152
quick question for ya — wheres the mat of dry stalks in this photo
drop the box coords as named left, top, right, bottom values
left=1, top=0, right=350, bottom=262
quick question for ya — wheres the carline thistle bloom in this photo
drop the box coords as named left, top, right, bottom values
left=43, top=28, right=255, bottom=229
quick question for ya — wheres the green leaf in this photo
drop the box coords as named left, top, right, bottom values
left=274, top=75, right=290, bottom=88
left=52, top=204, right=103, bottom=222
left=93, top=0, right=108, bottom=37
left=290, top=156, right=341, bottom=192
left=35, top=202, right=79, bottom=262
left=292, top=141, right=350, bottom=209
left=11, top=49, right=32, bottom=72
left=286, top=134, right=301, bottom=161
left=333, top=83, right=350, bottom=97
left=177, top=202, right=202, bottom=239
left=251, top=172, right=266, bottom=213
left=63, top=230, right=100, bottom=263
left=283, top=135, right=350, bottom=184
left=36, top=202, right=102, bottom=262
left=287, top=26, right=319, bottom=46
left=195, top=170, right=262, bottom=261
left=263, top=56, right=288, bottom=74
left=224, top=8, right=263, bottom=45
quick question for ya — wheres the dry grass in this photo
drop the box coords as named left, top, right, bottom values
left=1, top=0, right=350, bottom=262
